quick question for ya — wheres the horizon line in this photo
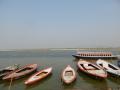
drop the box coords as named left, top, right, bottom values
left=0, top=47, right=120, bottom=51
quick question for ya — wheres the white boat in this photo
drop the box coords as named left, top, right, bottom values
left=61, top=65, right=76, bottom=84
left=72, top=52, right=117, bottom=59
left=77, top=59, right=107, bottom=79
left=96, top=59, right=120, bottom=77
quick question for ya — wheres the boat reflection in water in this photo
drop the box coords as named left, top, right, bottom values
left=77, top=69, right=108, bottom=90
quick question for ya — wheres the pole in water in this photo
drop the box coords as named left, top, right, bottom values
left=8, top=78, right=13, bottom=90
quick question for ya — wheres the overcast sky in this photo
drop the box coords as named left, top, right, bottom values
left=0, top=0, right=120, bottom=50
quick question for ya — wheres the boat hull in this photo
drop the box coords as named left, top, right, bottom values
left=0, top=64, right=19, bottom=79
left=61, top=65, right=76, bottom=84
left=3, top=64, right=37, bottom=80
left=77, top=60, right=107, bottom=79
left=72, top=55, right=117, bottom=59
left=77, top=67, right=107, bottom=79
left=25, top=67, right=52, bottom=85
left=96, top=59, right=120, bottom=77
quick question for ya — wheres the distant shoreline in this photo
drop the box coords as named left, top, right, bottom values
left=0, top=48, right=120, bottom=51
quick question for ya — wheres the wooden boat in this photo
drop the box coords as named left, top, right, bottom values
left=61, top=65, right=76, bottom=84
left=3, top=64, right=37, bottom=80
left=0, top=64, right=20, bottom=79
left=24, top=67, right=52, bottom=85
left=96, top=59, right=120, bottom=77
left=77, top=59, right=107, bottom=79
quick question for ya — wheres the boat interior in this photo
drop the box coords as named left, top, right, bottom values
left=65, top=71, right=73, bottom=76
left=0, top=69, right=12, bottom=74
left=99, top=63, right=118, bottom=70
left=16, top=67, right=33, bottom=73
left=80, top=64, right=99, bottom=70
left=36, top=72, right=48, bottom=76
left=108, top=64, right=118, bottom=70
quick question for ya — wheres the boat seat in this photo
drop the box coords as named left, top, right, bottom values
left=84, top=64, right=95, bottom=70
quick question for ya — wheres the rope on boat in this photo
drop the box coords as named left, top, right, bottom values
left=8, top=78, right=13, bottom=90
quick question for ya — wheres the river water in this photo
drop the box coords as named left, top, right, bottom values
left=0, top=49, right=120, bottom=90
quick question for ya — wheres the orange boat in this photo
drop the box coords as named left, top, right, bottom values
left=61, top=65, right=76, bottom=84
left=3, top=64, right=37, bottom=80
left=25, top=67, right=52, bottom=85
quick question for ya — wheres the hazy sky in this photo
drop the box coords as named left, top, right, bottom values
left=0, top=0, right=120, bottom=49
